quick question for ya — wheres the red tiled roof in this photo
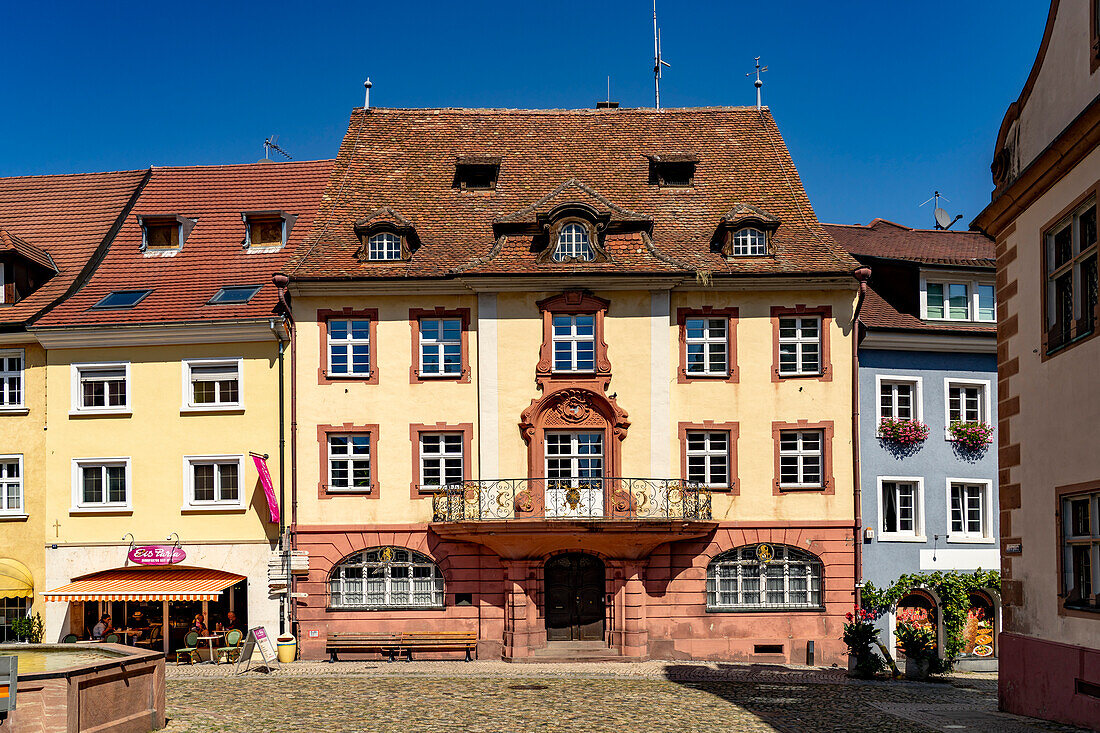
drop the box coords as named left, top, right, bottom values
left=288, top=107, right=859, bottom=280
left=35, top=160, right=333, bottom=328
left=0, top=228, right=57, bottom=272
left=824, top=219, right=994, bottom=268
left=0, top=170, right=147, bottom=326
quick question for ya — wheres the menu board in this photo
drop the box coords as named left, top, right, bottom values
left=234, top=626, right=280, bottom=673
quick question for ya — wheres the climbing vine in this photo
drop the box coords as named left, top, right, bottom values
left=861, top=569, right=1000, bottom=670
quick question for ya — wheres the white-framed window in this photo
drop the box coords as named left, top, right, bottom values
left=944, top=378, right=991, bottom=437
left=552, top=223, right=593, bottom=262
left=685, top=431, right=729, bottom=487
left=551, top=314, right=595, bottom=372
left=419, top=318, right=462, bottom=376
left=367, top=232, right=402, bottom=261
left=328, top=547, right=444, bottom=609
left=182, top=358, right=242, bottom=410
left=778, top=430, right=823, bottom=488
left=0, top=350, right=24, bottom=410
left=327, top=434, right=371, bottom=492
left=876, top=375, right=923, bottom=423
left=684, top=317, right=728, bottom=375
left=184, top=455, right=244, bottom=509
left=419, top=433, right=464, bottom=490
left=878, top=477, right=925, bottom=541
left=0, top=455, right=23, bottom=516
left=328, top=319, right=371, bottom=376
left=777, top=317, right=821, bottom=375
left=1062, top=490, right=1099, bottom=607
left=922, top=278, right=997, bottom=322
left=732, top=227, right=767, bottom=256
left=71, top=362, right=129, bottom=414
left=545, top=432, right=604, bottom=485
left=0, top=597, right=28, bottom=642
left=706, top=545, right=823, bottom=610
left=71, top=458, right=130, bottom=512
left=948, top=479, right=993, bottom=542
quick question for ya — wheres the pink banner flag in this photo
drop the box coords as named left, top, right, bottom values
left=252, top=454, right=280, bottom=523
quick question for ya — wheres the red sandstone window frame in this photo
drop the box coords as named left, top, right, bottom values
left=1038, top=182, right=1100, bottom=361
left=676, top=307, right=739, bottom=383
left=409, top=307, right=471, bottom=384
left=1091, top=1, right=1100, bottom=74
left=1054, top=479, right=1100, bottom=619
left=770, top=305, right=832, bottom=382
left=409, top=422, right=473, bottom=498
left=535, top=291, right=611, bottom=387
left=317, top=423, right=380, bottom=500
left=678, top=421, right=739, bottom=494
left=771, top=420, right=835, bottom=495
left=317, top=308, right=379, bottom=385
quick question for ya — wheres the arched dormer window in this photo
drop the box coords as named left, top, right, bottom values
left=328, top=547, right=444, bottom=609
left=706, top=544, right=823, bottom=610
left=367, top=231, right=402, bottom=261
left=354, top=207, right=416, bottom=262
left=553, top=222, right=594, bottom=262
left=732, top=227, right=767, bottom=256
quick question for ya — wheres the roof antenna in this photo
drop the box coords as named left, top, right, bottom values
left=920, top=191, right=964, bottom=230
left=364, top=78, right=373, bottom=110
left=263, top=135, right=292, bottom=160
left=747, top=57, right=768, bottom=110
left=653, top=0, right=671, bottom=110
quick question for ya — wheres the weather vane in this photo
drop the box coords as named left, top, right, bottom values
left=747, top=57, right=768, bottom=110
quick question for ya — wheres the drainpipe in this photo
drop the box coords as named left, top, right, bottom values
left=272, top=273, right=297, bottom=637
left=851, top=267, right=872, bottom=611
left=269, top=317, right=288, bottom=635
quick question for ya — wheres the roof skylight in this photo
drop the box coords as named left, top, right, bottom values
left=208, top=286, right=261, bottom=305
left=91, top=290, right=152, bottom=310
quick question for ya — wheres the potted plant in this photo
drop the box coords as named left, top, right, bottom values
left=895, top=620, right=936, bottom=680
left=878, top=418, right=930, bottom=445
left=10, top=612, right=44, bottom=643
left=948, top=421, right=994, bottom=452
left=842, top=608, right=883, bottom=678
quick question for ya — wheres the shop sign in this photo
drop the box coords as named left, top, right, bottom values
left=252, top=454, right=280, bottom=524
left=128, top=545, right=186, bottom=566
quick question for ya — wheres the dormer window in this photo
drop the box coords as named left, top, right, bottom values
left=552, top=223, right=594, bottom=262
left=453, top=159, right=500, bottom=191
left=138, top=214, right=195, bottom=253
left=648, top=155, right=698, bottom=189
left=242, top=211, right=296, bottom=251
left=732, top=227, right=767, bottom=256
left=367, top=232, right=402, bottom=261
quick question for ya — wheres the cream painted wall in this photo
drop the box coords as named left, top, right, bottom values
left=44, top=341, right=284, bottom=546
left=0, top=341, right=46, bottom=616
left=294, top=285, right=858, bottom=527
left=997, top=145, right=1100, bottom=650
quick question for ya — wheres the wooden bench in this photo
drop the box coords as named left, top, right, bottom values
left=326, top=632, right=477, bottom=662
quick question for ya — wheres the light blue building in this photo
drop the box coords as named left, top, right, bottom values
left=826, top=219, right=998, bottom=670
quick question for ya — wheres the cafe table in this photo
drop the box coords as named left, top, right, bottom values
left=198, top=633, right=224, bottom=663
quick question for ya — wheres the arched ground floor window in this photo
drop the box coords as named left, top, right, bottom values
left=328, top=547, right=444, bottom=609
left=706, top=544, right=824, bottom=610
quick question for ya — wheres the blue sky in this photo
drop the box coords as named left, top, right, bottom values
left=2, top=1, right=1047, bottom=228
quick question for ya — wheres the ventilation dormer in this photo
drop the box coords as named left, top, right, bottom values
left=453, top=156, right=501, bottom=191
left=138, top=214, right=196, bottom=255
left=242, top=210, right=297, bottom=252
left=648, top=154, right=698, bottom=189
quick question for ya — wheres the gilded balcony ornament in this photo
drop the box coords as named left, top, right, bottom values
left=463, top=483, right=480, bottom=504
left=612, top=488, right=632, bottom=512
left=515, top=488, right=533, bottom=513
left=564, top=486, right=583, bottom=510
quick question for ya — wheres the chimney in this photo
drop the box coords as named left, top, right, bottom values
left=363, top=78, right=373, bottom=110
left=596, top=101, right=619, bottom=109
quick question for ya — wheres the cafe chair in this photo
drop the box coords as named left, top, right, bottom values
left=216, top=629, right=244, bottom=664
left=62, top=633, right=78, bottom=643
left=103, top=633, right=120, bottom=644
left=175, top=631, right=200, bottom=665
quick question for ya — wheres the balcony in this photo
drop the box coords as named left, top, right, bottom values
left=429, top=479, right=717, bottom=560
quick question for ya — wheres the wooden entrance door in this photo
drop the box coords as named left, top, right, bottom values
left=545, top=553, right=605, bottom=641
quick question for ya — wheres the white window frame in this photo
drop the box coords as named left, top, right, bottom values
left=418, top=433, right=464, bottom=491
left=876, top=476, right=926, bottom=542
left=778, top=430, right=824, bottom=488
left=920, top=275, right=997, bottom=323
left=71, top=457, right=131, bottom=513
left=946, top=478, right=994, bottom=543
left=418, top=318, right=463, bottom=377
left=943, top=378, right=992, bottom=439
left=328, top=548, right=445, bottom=609
left=0, top=455, right=24, bottom=517
left=326, top=434, right=372, bottom=493
left=777, top=316, right=822, bottom=376
left=684, top=317, right=729, bottom=376
left=551, top=314, right=596, bottom=373
left=327, top=319, right=371, bottom=376
left=875, top=374, right=924, bottom=430
left=552, top=223, right=594, bottom=262
left=70, top=362, right=131, bottom=416
left=367, top=232, right=402, bottom=261
left=732, top=227, right=767, bottom=256
left=182, top=454, right=245, bottom=510
left=706, top=545, right=824, bottom=610
left=0, top=349, right=25, bottom=413
left=684, top=430, right=730, bottom=488
left=181, top=358, right=244, bottom=412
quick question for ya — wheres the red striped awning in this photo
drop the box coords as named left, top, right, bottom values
left=42, top=567, right=245, bottom=602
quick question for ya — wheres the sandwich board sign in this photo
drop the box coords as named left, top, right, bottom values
left=234, top=626, right=280, bottom=674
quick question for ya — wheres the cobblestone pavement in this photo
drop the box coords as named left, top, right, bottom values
left=163, top=662, right=1090, bottom=733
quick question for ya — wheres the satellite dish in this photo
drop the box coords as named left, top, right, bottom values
left=934, top=207, right=952, bottom=229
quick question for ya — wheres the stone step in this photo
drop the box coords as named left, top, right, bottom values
left=513, top=641, right=630, bottom=663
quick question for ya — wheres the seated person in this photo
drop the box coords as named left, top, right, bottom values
left=224, top=611, right=239, bottom=632
left=91, top=614, right=113, bottom=640
left=189, top=613, right=207, bottom=635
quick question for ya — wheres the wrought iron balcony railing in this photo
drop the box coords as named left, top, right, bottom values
left=430, top=478, right=712, bottom=522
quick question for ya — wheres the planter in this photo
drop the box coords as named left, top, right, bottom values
left=847, top=655, right=857, bottom=675
left=904, top=655, right=931, bottom=680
